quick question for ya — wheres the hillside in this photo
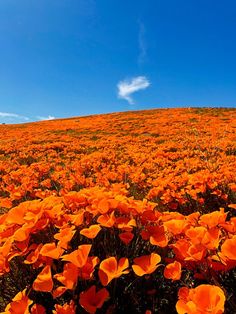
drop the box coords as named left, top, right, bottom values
left=0, top=107, right=236, bottom=313
left=1, top=107, right=236, bottom=209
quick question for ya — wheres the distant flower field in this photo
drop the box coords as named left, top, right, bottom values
left=0, top=108, right=236, bottom=313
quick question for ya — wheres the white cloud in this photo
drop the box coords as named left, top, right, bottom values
left=117, top=76, right=150, bottom=104
left=138, top=22, right=147, bottom=64
left=37, top=115, right=55, bottom=121
left=0, top=112, right=29, bottom=120
left=0, top=112, right=19, bottom=118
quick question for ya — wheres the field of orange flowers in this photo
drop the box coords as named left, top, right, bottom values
left=0, top=107, right=236, bottom=313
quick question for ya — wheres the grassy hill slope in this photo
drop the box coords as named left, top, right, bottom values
left=0, top=107, right=236, bottom=313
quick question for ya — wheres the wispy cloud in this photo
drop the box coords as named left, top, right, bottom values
left=138, top=22, right=147, bottom=65
left=117, top=76, right=150, bottom=104
left=37, top=115, right=55, bottom=121
left=0, top=112, right=29, bottom=121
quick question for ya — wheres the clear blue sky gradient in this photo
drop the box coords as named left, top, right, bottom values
left=1, top=0, right=236, bottom=123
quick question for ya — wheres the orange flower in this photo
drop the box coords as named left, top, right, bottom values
left=97, top=198, right=110, bottom=214
left=164, top=261, right=181, bottom=281
left=147, top=225, right=168, bottom=247
left=119, top=231, right=134, bottom=245
left=13, top=223, right=33, bottom=242
left=116, top=217, right=136, bottom=230
left=132, top=253, right=161, bottom=277
left=33, top=265, right=53, bottom=292
left=172, top=239, right=191, bottom=260
left=24, top=244, right=43, bottom=265
left=54, top=263, right=79, bottom=289
left=220, top=217, right=236, bottom=233
left=63, top=192, right=87, bottom=210
left=0, top=198, right=12, bottom=209
left=31, top=304, right=46, bottom=314
left=97, top=211, right=116, bottom=227
left=68, top=211, right=84, bottom=226
left=202, top=227, right=221, bottom=250
left=228, top=204, right=236, bottom=210
left=40, top=242, right=63, bottom=259
left=199, top=209, right=227, bottom=228
left=185, top=226, right=206, bottom=245
left=61, top=244, right=91, bottom=267
left=8, top=239, right=30, bottom=263
left=163, top=219, right=188, bottom=235
left=79, top=285, right=109, bottom=313
left=52, top=301, right=75, bottom=314
left=53, top=286, right=68, bottom=299
left=140, top=210, right=158, bottom=224
left=54, top=226, right=75, bottom=249
left=221, top=235, right=236, bottom=260
left=186, top=244, right=206, bottom=261
left=99, top=257, right=129, bottom=286
left=80, top=224, right=101, bottom=239
left=79, top=256, right=100, bottom=280
left=176, top=285, right=226, bottom=314
left=4, top=289, right=33, bottom=314
left=5, top=204, right=26, bottom=225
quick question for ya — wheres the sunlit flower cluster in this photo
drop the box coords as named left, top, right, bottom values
left=0, top=108, right=235, bottom=312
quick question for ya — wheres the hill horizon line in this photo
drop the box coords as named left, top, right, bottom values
left=1, top=106, right=236, bottom=126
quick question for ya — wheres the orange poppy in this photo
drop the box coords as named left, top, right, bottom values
left=185, top=226, right=206, bottom=245
left=3, top=289, right=33, bottom=314
left=132, top=253, right=161, bottom=277
left=119, top=231, right=134, bottom=245
left=220, top=217, right=236, bottom=233
left=33, top=218, right=49, bottom=232
left=79, top=256, right=100, bottom=280
left=13, top=223, right=33, bottom=242
left=228, top=204, right=236, bottom=210
left=8, top=239, right=30, bottom=263
left=63, top=192, right=87, bottom=210
left=164, top=261, right=181, bottom=281
left=80, top=224, right=101, bottom=239
left=53, top=286, right=68, bottom=299
left=185, top=212, right=200, bottom=225
left=0, top=198, right=12, bottom=209
left=171, top=239, right=190, bottom=260
left=140, top=210, right=158, bottom=224
left=54, top=227, right=75, bottom=249
left=97, top=211, right=116, bottom=227
left=54, top=263, right=78, bottom=290
left=199, top=209, right=227, bottom=228
left=5, top=204, right=26, bottom=225
left=79, top=285, right=109, bottom=313
left=40, top=242, right=63, bottom=259
left=186, top=244, right=206, bottom=261
left=61, top=244, right=91, bottom=268
left=68, top=211, right=84, bottom=226
left=33, top=265, right=53, bottom=292
left=97, top=198, right=110, bottom=214
left=31, top=304, right=46, bottom=314
left=116, top=217, right=136, bottom=231
left=202, top=227, right=221, bottom=250
left=163, top=219, right=188, bottom=235
left=52, top=301, right=75, bottom=314
left=99, top=256, right=129, bottom=286
left=147, top=225, right=168, bottom=247
left=221, top=235, right=236, bottom=260
left=176, top=284, right=225, bottom=314
left=24, top=244, right=43, bottom=265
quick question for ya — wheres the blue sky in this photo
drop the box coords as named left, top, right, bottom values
left=1, top=0, right=236, bottom=123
